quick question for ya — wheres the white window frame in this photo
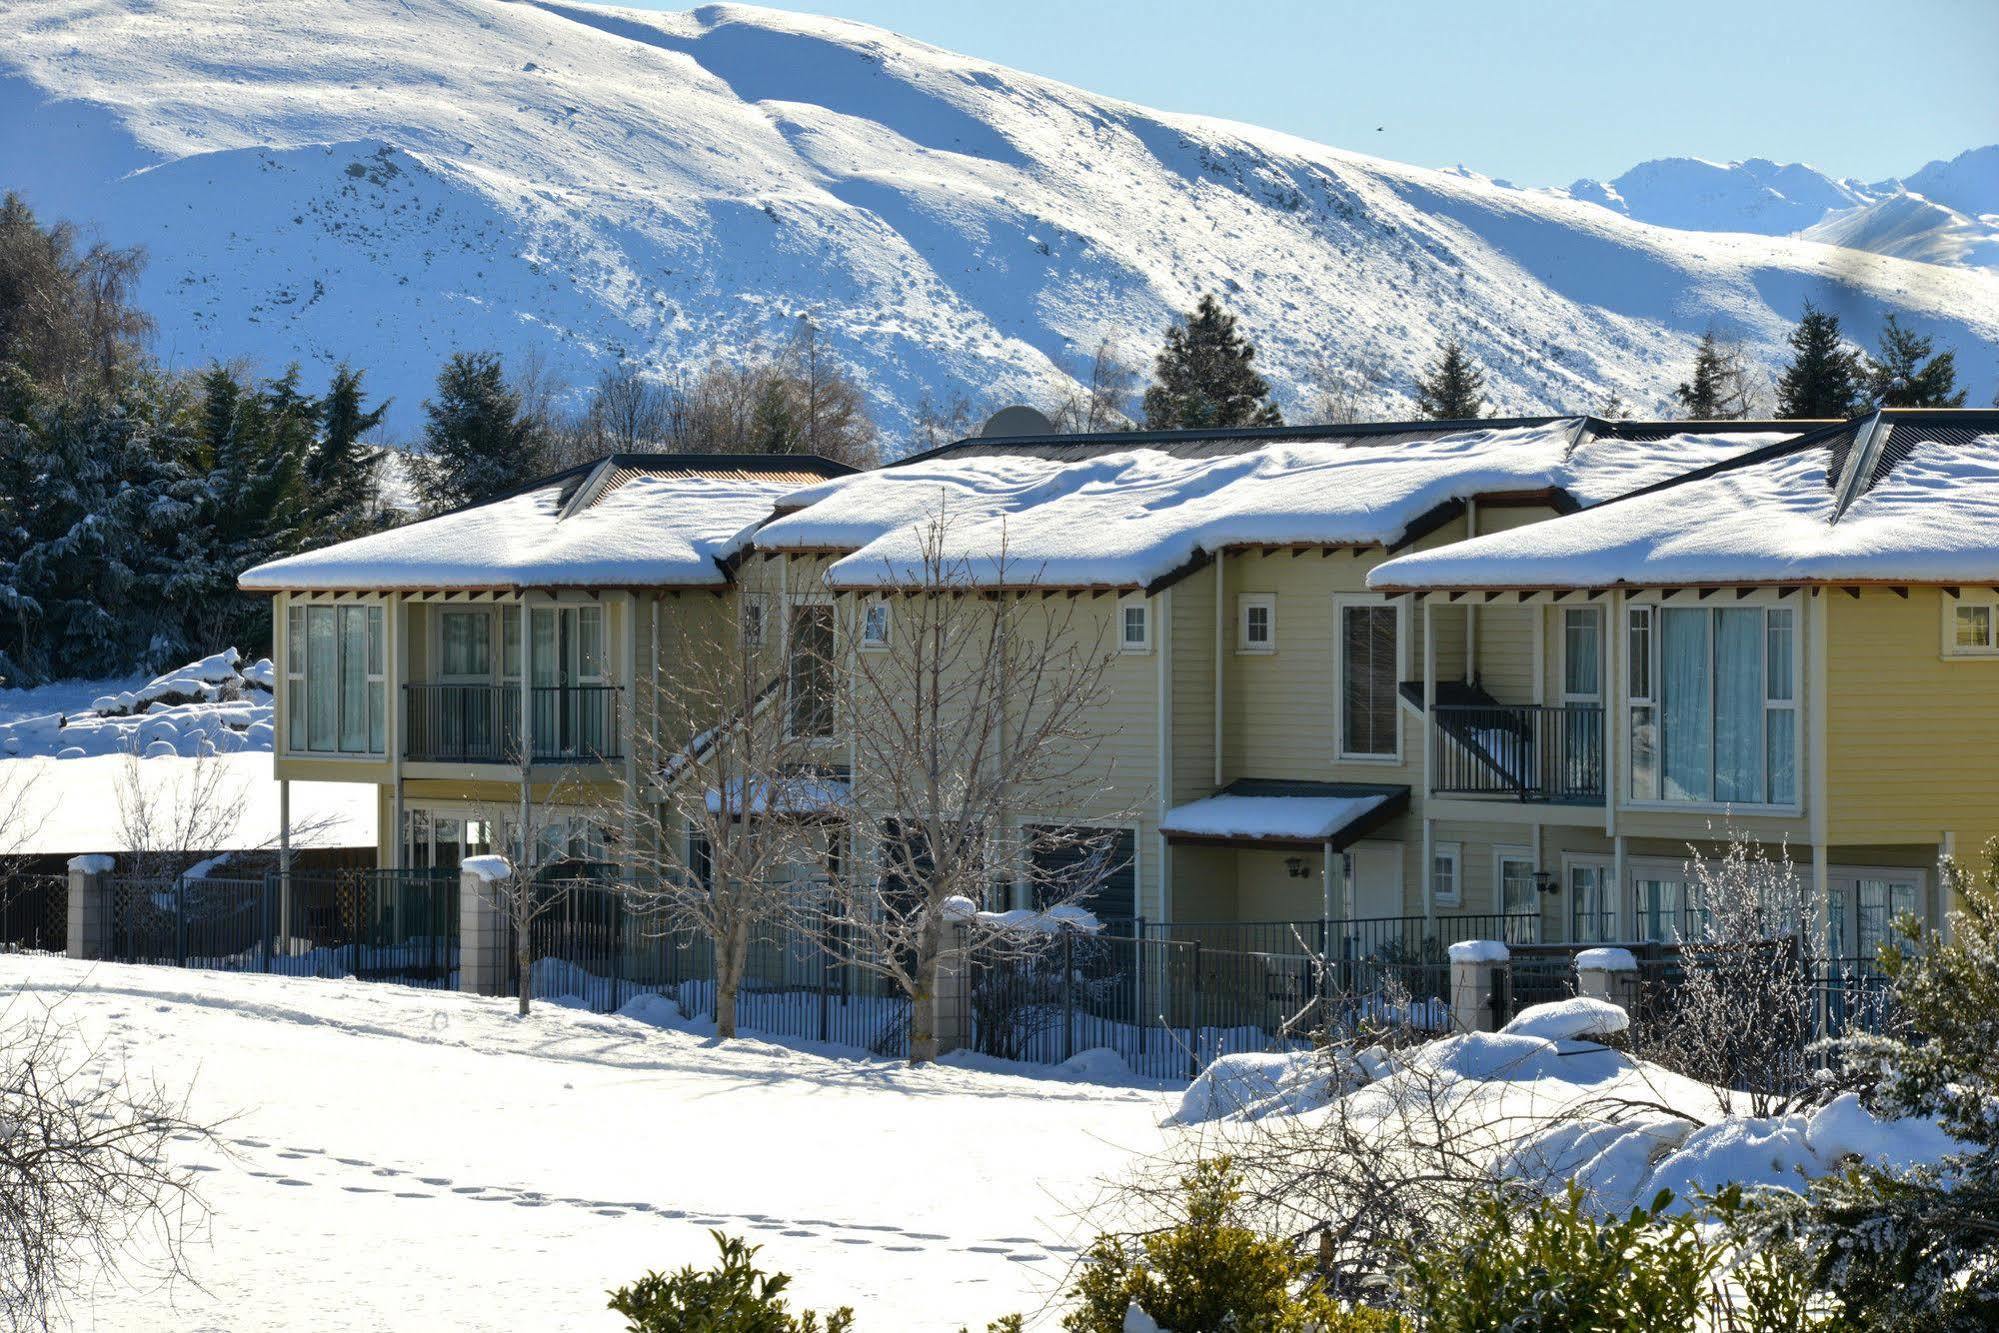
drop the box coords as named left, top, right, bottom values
left=1495, top=846, right=1537, bottom=920
left=284, top=597, right=386, bottom=758
left=1563, top=854, right=1616, bottom=944
left=860, top=601, right=891, bottom=651
left=1621, top=596, right=1802, bottom=815
left=1560, top=605, right=1603, bottom=704
left=1430, top=841, right=1462, bottom=908
left=1237, top=592, right=1276, bottom=655
left=1118, top=595, right=1152, bottom=654
left=1333, top=592, right=1408, bottom=764
left=1942, top=591, right=1999, bottom=659
left=740, top=597, right=766, bottom=649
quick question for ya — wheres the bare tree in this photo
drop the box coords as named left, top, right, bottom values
left=1631, top=832, right=1836, bottom=1117
left=599, top=583, right=837, bottom=1039
left=814, top=518, right=1133, bottom=1064
left=464, top=756, right=604, bottom=1018
left=0, top=989, right=221, bottom=1330
left=113, top=747, right=248, bottom=881
left=1049, top=335, right=1139, bottom=433
left=1298, top=349, right=1396, bottom=426
left=784, top=320, right=880, bottom=468
left=0, top=763, right=49, bottom=942
left=578, top=363, right=674, bottom=456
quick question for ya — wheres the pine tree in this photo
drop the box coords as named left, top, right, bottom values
left=309, top=364, right=389, bottom=541
left=1412, top=339, right=1488, bottom=420
left=1673, top=330, right=1751, bottom=419
left=1866, top=315, right=1967, bottom=408
left=1141, top=294, right=1282, bottom=430
left=414, top=352, right=550, bottom=512
left=1774, top=303, right=1866, bottom=419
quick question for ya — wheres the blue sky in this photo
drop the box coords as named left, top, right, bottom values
left=628, top=0, right=1998, bottom=184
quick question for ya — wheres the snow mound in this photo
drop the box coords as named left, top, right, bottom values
left=1574, top=947, right=1639, bottom=973
left=1500, top=997, right=1629, bottom=1041
left=1168, top=1048, right=1375, bottom=1125
left=0, top=651, right=275, bottom=760
left=1448, top=939, right=1509, bottom=964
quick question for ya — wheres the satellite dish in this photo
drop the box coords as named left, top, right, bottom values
left=979, top=405, right=1056, bottom=438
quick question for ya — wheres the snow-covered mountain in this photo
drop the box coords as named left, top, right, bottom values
left=2, top=0, right=1995, bottom=443
left=1561, top=147, right=1999, bottom=270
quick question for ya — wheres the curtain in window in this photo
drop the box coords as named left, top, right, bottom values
left=1659, top=609, right=1710, bottom=801
left=307, top=606, right=338, bottom=752
left=1564, top=609, right=1600, bottom=697
left=1341, top=605, right=1397, bottom=756
left=1857, top=879, right=1918, bottom=959
left=1713, top=608, right=1764, bottom=804
left=1636, top=877, right=1683, bottom=942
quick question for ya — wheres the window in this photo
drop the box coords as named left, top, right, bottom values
left=1338, top=598, right=1402, bottom=760
left=1947, top=597, right=1998, bottom=656
left=860, top=602, right=890, bottom=650
left=1562, top=607, right=1602, bottom=701
left=787, top=605, right=835, bottom=737
left=1569, top=861, right=1614, bottom=944
left=1430, top=842, right=1461, bottom=907
left=1497, top=851, right=1537, bottom=918
left=1634, top=876, right=1685, bottom=943
left=439, top=609, right=492, bottom=679
left=1856, top=877, right=1920, bottom=960
left=1627, top=603, right=1796, bottom=807
left=1119, top=597, right=1151, bottom=652
left=741, top=599, right=766, bottom=649
left=285, top=601, right=385, bottom=755
left=1237, top=593, right=1276, bottom=654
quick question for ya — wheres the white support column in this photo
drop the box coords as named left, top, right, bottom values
left=1213, top=558, right=1225, bottom=789
left=1422, top=599, right=1437, bottom=800
left=622, top=590, right=641, bottom=862
left=1320, top=839, right=1336, bottom=926
left=1938, top=831, right=1956, bottom=944
left=1612, top=833, right=1628, bottom=938
left=517, top=597, right=533, bottom=858
left=389, top=591, right=406, bottom=869
left=1807, top=588, right=1832, bottom=927
left=278, top=777, right=293, bottom=947
left=1421, top=816, right=1436, bottom=925
left=1464, top=501, right=1479, bottom=675
left=1605, top=590, right=1622, bottom=838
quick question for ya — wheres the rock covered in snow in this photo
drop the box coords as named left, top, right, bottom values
left=0, top=650, right=277, bottom=760
left=1500, top=997, right=1630, bottom=1041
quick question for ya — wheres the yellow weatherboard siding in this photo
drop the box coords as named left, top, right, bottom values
left=1827, top=589, right=1999, bottom=864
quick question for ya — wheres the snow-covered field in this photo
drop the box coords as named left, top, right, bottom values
left=10, top=955, right=1169, bottom=1331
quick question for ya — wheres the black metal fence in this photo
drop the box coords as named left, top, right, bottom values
left=0, top=874, right=67, bottom=953
left=102, top=869, right=459, bottom=987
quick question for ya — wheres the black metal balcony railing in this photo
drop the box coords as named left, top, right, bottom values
left=1431, top=703, right=1604, bottom=803
left=403, top=683, right=623, bottom=764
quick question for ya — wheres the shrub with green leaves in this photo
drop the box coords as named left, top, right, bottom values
left=1398, top=1186, right=1718, bottom=1332
left=1064, top=1158, right=1393, bottom=1332
left=608, top=1232, right=854, bottom=1333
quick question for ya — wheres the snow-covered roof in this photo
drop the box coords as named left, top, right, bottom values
left=1160, top=781, right=1408, bottom=847
left=1369, top=411, right=1999, bottom=590
left=239, top=455, right=849, bottom=593
left=755, top=420, right=1792, bottom=590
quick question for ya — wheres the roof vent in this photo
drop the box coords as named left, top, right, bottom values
left=979, top=405, right=1055, bottom=438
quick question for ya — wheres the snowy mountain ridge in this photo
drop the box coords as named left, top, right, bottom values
left=1557, top=146, right=1999, bottom=269
left=1, top=0, right=1994, bottom=443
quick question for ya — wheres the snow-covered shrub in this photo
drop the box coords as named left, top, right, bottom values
left=607, top=1231, right=853, bottom=1332
left=1062, top=1159, right=1390, bottom=1333
left=1396, top=1187, right=1720, bottom=1331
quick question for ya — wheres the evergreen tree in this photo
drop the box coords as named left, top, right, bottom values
left=1141, top=294, right=1282, bottom=430
left=415, top=352, right=550, bottom=513
left=1768, top=852, right=1999, bottom=1327
left=1673, top=330, right=1751, bottom=419
left=309, top=364, right=389, bottom=540
left=1866, top=314, right=1967, bottom=408
left=1774, top=303, right=1866, bottom=419
left=1412, top=339, right=1488, bottom=420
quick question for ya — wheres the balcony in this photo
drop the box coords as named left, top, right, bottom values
left=1427, top=699, right=1604, bottom=804
left=403, top=683, right=624, bottom=765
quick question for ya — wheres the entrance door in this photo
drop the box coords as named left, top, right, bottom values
left=1346, top=843, right=1404, bottom=920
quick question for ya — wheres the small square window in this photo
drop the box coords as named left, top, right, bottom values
left=1953, top=604, right=1994, bottom=653
left=1432, top=844, right=1461, bottom=907
left=861, top=603, right=890, bottom=650
left=1119, top=599, right=1151, bottom=652
left=1237, top=594, right=1276, bottom=654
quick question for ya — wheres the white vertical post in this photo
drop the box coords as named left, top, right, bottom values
left=278, top=776, right=292, bottom=947
left=1213, top=558, right=1225, bottom=789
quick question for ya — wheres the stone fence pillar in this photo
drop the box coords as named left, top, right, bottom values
left=1448, top=940, right=1511, bottom=1033
left=458, top=857, right=513, bottom=998
left=66, top=854, right=116, bottom=961
left=933, top=932, right=974, bottom=1057
left=1575, top=946, right=1641, bottom=1019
